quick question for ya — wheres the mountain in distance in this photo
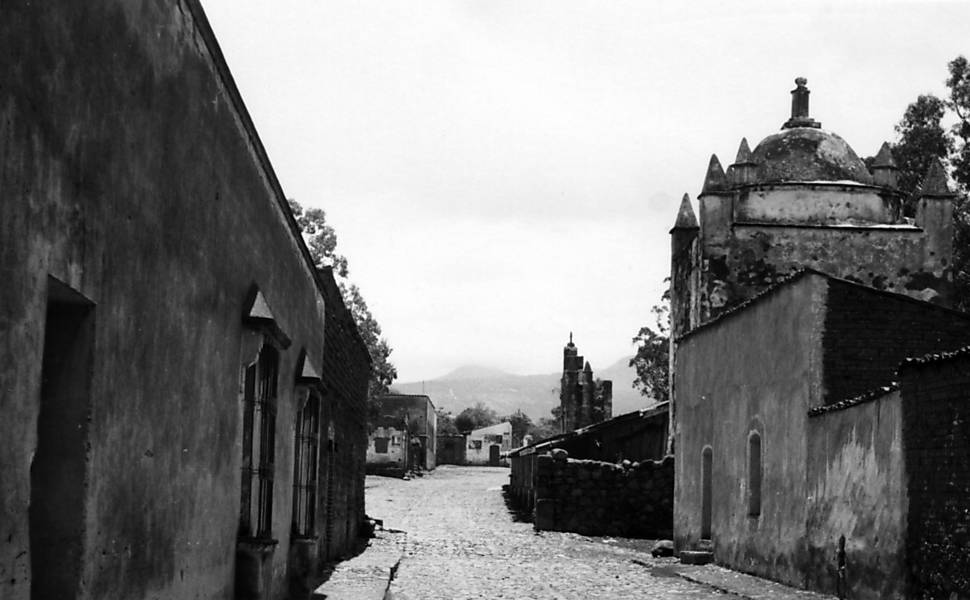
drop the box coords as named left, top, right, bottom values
left=389, top=356, right=653, bottom=421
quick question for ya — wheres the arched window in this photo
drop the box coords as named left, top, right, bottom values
left=240, top=342, right=279, bottom=539
left=748, top=432, right=762, bottom=518
left=292, top=390, right=321, bottom=538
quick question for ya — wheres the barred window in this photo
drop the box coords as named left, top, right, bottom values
left=240, top=343, right=279, bottom=539
left=292, top=390, right=320, bottom=538
left=748, top=432, right=762, bottom=518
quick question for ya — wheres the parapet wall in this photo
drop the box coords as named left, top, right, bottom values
left=533, top=452, right=673, bottom=538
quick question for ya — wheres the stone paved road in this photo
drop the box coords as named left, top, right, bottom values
left=366, top=465, right=727, bottom=600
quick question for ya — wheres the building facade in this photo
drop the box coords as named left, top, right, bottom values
left=670, top=79, right=969, bottom=598
left=370, top=394, right=437, bottom=470
left=465, top=422, right=512, bottom=466
left=1, top=3, right=370, bottom=599
left=365, top=416, right=411, bottom=477
left=560, top=335, right=613, bottom=432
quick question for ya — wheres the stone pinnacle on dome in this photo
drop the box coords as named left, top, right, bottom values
left=782, top=77, right=821, bottom=130
left=872, top=142, right=897, bottom=168
left=701, top=154, right=728, bottom=193
left=735, top=138, right=754, bottom=164
left=729, top=138, right=758, bottom=185
left=921, top=159, right=952, bottom=196
left=672, top=193, right=699, bottom=230
left=871, top=142, right=899, bottom=188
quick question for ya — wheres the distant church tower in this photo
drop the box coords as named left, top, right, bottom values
left=670, top=77, right=956, bottom=343
left=560, top=333, right=612, bottom=432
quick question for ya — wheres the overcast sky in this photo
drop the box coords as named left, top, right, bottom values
left=201, top=0, right=969, bottom=382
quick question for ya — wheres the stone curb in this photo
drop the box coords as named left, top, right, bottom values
left=312, top=530, right=406, bottom=600
left=671, top=564, right=837, bottom=600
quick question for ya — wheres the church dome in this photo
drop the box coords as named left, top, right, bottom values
left=750, top=127, right=873, bottom=185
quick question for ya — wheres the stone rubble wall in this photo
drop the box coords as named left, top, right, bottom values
left=533, top=451, right=673, bottom=538
left=900, top=353, right=970, bottom=599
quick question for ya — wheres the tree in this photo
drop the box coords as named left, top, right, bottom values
left=629, top=290, right=670, bottom=403
left=527, top=406, right=562, bottom=444
left=891, top=56, right=970, bottom=310
left=503, top=410, right=533, bottom=447
left=287, top=199, right=349, bottom=277
left=891, top=94, right=953, bottom=209
left=454, top=402, right=498, bottom=433
left=339, top=281, right=397, bottom=399
left=946, top=56, right=970, bottom=190
left=287, top=198, right=397, bottom=398
left=436, top=408, right=459, bottom=435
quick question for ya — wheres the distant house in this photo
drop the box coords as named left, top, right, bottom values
left=366, top=415, right=410, bottom=477
left=371, top=394, right=437, bottom=470
left=465, top=422, right=513, bottom=466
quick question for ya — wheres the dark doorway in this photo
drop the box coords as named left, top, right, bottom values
left=489, top=444, right=500, bottom=466
left=701, top=446, right=712, bottom=540
left=30, top=277, right=95, bottom=600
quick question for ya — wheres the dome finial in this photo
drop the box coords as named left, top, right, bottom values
left=783, top=77, right=821, bottom=129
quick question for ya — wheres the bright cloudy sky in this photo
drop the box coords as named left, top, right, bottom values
left=200, top=0, right=969, bottom=382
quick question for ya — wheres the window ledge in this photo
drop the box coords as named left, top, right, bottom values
left=237, top=536, right=279, bottom=555
left=291, top=535, right=319, bottom=544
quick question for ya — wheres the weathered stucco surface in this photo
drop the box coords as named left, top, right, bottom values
left=805, top=391, right=907, bottom=599
left=736, top=186, right=898, bottom=225
left=0, top=2, right=348, bottom=598
left=674, top=273, right=826, bottom=586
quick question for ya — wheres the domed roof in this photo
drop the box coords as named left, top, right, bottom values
left=750, top=127, right=873, bottom=185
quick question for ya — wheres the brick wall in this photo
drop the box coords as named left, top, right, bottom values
left=823, top=279, right=970, bottom=404
left=900, top=352, right=970, bottom=599
left=316, top=269, right=371, bottom=568
left=532, top=452, right=673, bottom=538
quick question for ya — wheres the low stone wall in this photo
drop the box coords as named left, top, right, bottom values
left=533, top=450, right=673, bottom=538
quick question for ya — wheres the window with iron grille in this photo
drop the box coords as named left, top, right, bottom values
left=240, top=343, right=278, bottom=539
left=292, top=390, right=320, bottom=538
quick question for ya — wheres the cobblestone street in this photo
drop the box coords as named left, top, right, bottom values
left=365, top=465, right=724, bottom=600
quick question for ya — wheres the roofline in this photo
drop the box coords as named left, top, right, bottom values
left=899, top=343, right=970, bottom=370
left=378, top=393, right=435, bottom=409
left=729, top=180, right=904, bottom=197
left=732, top=222, right=922, bottom=232
left=677, top=268, right=970, bottom=344
left=508, top=403, right=669, bottom=457
left=182, top=2, right=332, bottom=306
left=807, top=383, right=899, bottom=418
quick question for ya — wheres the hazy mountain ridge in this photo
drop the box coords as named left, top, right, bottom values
left=389, top=356, right=651, bottom=421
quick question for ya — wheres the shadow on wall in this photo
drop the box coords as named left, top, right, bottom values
left=501, top=485, right=534, bottom=524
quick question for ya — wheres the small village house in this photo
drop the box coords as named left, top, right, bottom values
left=369, top=394, right=437, bottom=471
left=465, top=422, right=512, bottom=466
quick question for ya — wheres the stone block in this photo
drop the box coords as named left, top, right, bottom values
left=535, top=499, right=557, bottom=530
